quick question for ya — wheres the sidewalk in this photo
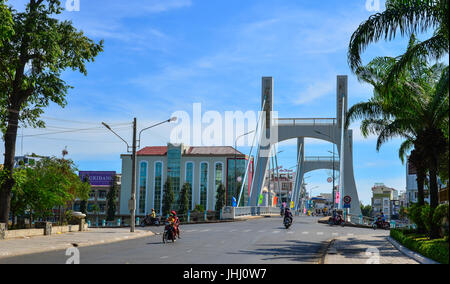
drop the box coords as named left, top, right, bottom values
left=0, top=227, right=155, bottom=259
left=324, top=233, right=418, bottom=264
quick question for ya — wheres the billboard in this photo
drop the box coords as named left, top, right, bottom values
left=79, top=171, right=116, bottom=187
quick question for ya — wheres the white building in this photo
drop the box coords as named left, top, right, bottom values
left=406, top=157, right=430, bottom=206
left=119, top=143, right=253, bottom=217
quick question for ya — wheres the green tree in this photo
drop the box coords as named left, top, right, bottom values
left=215, top=183, right=226, bottom=218
left=0, top=0, right=103, bottom=225
left=178, top=183, right=190, bottom=220
left=106, top=176, right=118, bottom=221
left=162, top=177, right=174, bottom=217
left=79, top=175, right=90, bottom=215
left=346, top=38, right=448, bottom=238
left=91, top=204, right=100, bottom=227
left=348, top=0, right=448, bottom=83
left=0, top=0, right=13, bottom=45
left=360, top=203, right=373, bottom=217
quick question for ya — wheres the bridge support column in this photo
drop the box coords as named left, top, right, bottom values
left=292, top=138, right=305, bottom=211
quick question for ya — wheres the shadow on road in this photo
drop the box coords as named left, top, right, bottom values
left=330, top=234, right=403, bottom=261
left=228, top=239, right=327, bottom=263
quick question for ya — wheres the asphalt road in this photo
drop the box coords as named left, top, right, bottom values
left=0, top=216, right=387, bottom=264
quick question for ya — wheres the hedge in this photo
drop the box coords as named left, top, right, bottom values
left=391, top=229, right=449, bottom=264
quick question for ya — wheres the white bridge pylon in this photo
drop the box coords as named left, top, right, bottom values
left=248, top=76, right=362, bottom=219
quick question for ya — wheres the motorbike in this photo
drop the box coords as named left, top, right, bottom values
left=162, top=222, right=177, bottom=243
left=280, top=208, right=285, bottom=217
left=328, top=215, right=345, bottom=226
left=140, top=215, right=161, bottom=227
left=372, top=218, right=390, bottom=230
left=283, top=216, right=293, bottom=229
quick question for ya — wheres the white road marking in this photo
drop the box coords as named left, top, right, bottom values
left=317, top=232, right=324, bottom=235
left=243, top=229, right=252, bottom=233
left=347, top=233, right=354, bottom=236
left=160, top=256, right=168, bottom=259
left=258, top=230, right=266, bottom=233
left=302, top=232, right=309, bottom=235
left=186, top=249, right=193, bottom=253
left=273, top=231, right=280, bottom=234
left=332, top=233, right=339, bottom=236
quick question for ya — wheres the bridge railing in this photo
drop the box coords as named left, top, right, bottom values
left=304, top=156, right=340, bottom=162
left=222, top=206, right=280, bottom=219
left=275, top=118, right=337, bottom=126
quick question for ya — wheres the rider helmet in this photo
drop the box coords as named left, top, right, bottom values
left=171, top=210, right=177, bottom=216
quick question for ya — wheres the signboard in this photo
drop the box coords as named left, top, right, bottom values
left=343, top=195, right=352, bottom=204
left=79, top=171, right=116, bottom=187
left=258, top=194, right=264, bottom=205
left=343, top=195, right=351, bottom=208
left=291, top=201, right=294, bottom=209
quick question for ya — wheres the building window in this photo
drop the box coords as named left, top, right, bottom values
left=138, top=162, right=148, bottom=215
left=227, top=159, right=247, bottom=206
left=200, top=162, right=208, bottom=209
left=99, top=203, right=106, bottom=213
left=215, top=163, right=223, bottom=210
left=153, top=162, right=163, bottom=215
left=168, top=147, right=181, bottom=210
left=98, top=190, right=107, bottom=200
left=185, top=162, right=194, bottom=210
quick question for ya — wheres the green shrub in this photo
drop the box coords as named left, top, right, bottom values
left=433, top=204, right=449, bottom=237
left=420, top=204, right=433, bottom=233
left=193, top=204, right=205, bottom=213
left=391, top=229, right=449, bottom=264
left=407, top=204, right=426, bottom=233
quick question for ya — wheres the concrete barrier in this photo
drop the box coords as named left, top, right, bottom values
left=221, top=206, right=280, bottom=220
left=0, top=223, right=89, bottom=240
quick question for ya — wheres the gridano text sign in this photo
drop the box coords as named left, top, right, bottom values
left=79, top=171, right=116, bottom=186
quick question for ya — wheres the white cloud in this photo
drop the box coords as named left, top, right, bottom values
left=294, top=79, right=335, bottom=105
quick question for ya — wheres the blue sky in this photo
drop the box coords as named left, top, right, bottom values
left=3, top=0, right=445, bottom=205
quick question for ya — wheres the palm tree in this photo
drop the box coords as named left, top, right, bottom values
left=346, top=39, right=448, bottom=238
left=348, top=0, right=448, bottom=83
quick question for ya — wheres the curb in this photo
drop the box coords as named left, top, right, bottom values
left=317, top=239, right=335, bottom=264
left=387, top=236, right=439, bottom=264
left=318, top=219, right=373, bottom=229
left=0, top=230, right=155, bottom=260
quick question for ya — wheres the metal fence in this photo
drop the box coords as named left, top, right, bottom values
left=225, top=206, right=280, bottom=219
left=275, top=118, right=337, bottom=126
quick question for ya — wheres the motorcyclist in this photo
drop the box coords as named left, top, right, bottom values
left=150, top=208, right=157, bottom=224
left=284, top=207, right=293, bottom=224
left=171, top=210, right=181, bottom=239
left=166, top=212, right=177, bottom=240
left=280, top=202, right=286, bottom=216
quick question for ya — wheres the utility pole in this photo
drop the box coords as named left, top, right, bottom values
left=103, top=117, right=176, bottom=233
left=130, top=118, right=137, bottom=233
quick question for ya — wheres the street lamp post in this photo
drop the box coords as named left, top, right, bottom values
left=102, top=117, right=177, bottom=233
left=234, top=130, right=255, bottom=207
left=314, top=129, right=339, bottom=210
left=328, top=150, right=338, bottom=210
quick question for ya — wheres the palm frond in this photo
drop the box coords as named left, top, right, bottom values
left=349, top=0, right=444, bottom=71
left=398, top=139, right=415, bottom=163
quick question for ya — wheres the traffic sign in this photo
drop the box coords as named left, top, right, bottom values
left=327, top=177, right=333, bottom=183
left=343, top=195, right=352, bottom=204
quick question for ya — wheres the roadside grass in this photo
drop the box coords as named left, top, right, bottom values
left=391, top=229, right=449, bottom=264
